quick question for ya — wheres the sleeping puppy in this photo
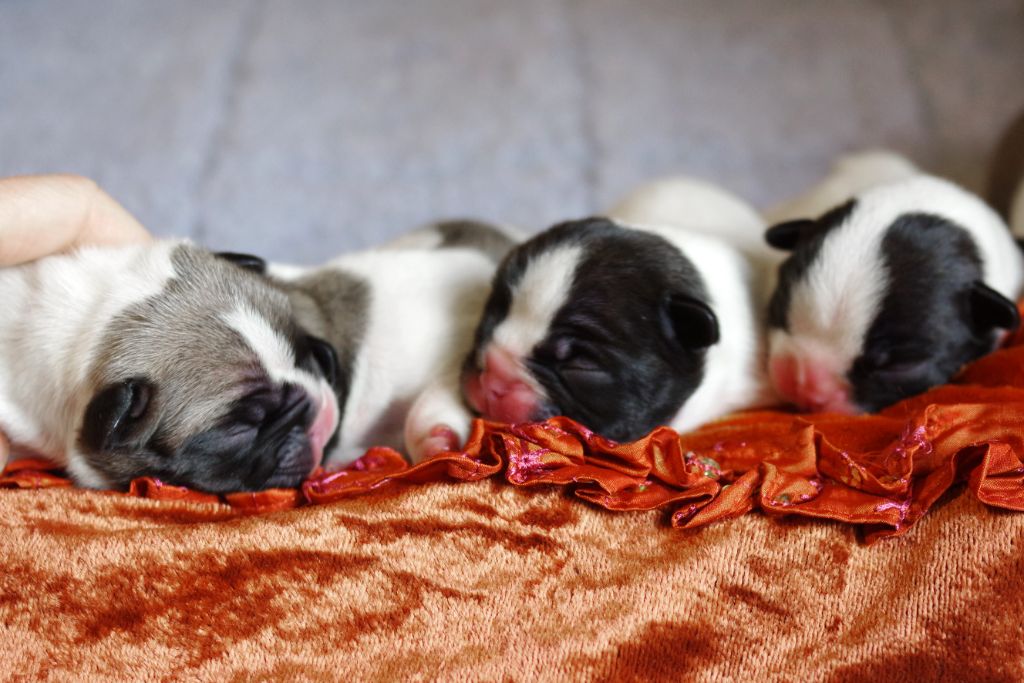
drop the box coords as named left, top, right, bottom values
left=416, top=179, right=769, bottom=448
left=1, top=216, right=511, bottom=486
left=0, top=242, right=340, bottom=492
left=266, top=230, right=507, bottom=464
left=765, top=154, right=1024, bottom=413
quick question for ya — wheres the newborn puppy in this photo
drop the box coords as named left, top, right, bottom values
left=0, top=242, right=339, bottom=491
left=451, top=179, right=767, bottom=443
left=766, top=157, right=1024, bottom=413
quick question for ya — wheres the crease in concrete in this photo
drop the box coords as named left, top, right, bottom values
left=190, top=0, right=267, bottom=243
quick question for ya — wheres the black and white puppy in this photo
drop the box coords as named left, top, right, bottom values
left=765, top=154, right=1024, bottom=414
left=427, top=179, right=769, bottom=445
left=0, top=242, right=340, bottom=492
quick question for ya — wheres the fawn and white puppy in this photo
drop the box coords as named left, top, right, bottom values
left=0, top=242, right=340, bottom=492
left=764, top=151, right=1024, bottom=413
left=0, top=221, right=517, bottom=488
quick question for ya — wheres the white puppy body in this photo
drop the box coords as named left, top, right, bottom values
left=272, top=247, right=496, bottom=464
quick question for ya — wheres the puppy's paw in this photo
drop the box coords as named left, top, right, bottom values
left=411, top=425, right=461, bottom=461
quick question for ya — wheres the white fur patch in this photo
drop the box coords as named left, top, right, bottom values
left=404, top=369, right=474, bottom=462
left=221, top=306, right=321, bottom=400
left=609, top=176, right=769, bottom=258
left=285, top=248, right=494, bottom=466
left=492, top=244, right=582, bottom=359
left=786, top=208, right=890, bottom=366
left=65, top=457, right=111, bottom=489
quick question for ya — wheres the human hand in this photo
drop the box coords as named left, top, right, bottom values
left=0, top=173, right=152, bottom=267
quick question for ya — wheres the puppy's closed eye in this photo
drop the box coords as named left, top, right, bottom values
left=304, top=335, right=339, bottom=387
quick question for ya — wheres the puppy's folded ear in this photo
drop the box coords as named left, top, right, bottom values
left=765, top=219, right=816, bottom=250
left=215, top=252, right=267, bottom=274
left=662, top=294, right=720, bottom=349
left=80, top=378, right=155, bottom=452
left=305, top=335, right=340, bottom=387
left=969, top=281, right=1021, bottom=332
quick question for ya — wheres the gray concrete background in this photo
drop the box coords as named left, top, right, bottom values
left=1, top=0, right=1022, bottom=263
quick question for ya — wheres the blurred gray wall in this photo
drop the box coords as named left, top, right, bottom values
left=1, top=0, right=1022, bottom=263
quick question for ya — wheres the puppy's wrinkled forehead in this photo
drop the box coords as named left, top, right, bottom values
left=89, top=245, right=309, bottom=443
left=488, top=218, right=705, bottom=349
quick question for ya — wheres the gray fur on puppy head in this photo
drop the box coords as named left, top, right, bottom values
left=75, top=245, right=340, bottom=492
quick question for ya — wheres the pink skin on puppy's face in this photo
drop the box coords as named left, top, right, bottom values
left=305, top=383, right=340, bottom=472
left=769, top=352, right=857, bottom=414
left=462, top=345, right=541, bottom=424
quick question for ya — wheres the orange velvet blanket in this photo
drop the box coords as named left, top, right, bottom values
left=4, top=322, right=1024, bottom=678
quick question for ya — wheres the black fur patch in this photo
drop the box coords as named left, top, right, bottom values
left=214, top=251, right=267, bottom=274
left=848, top=213, right=1010, bottom=411
left=467, top=217, right=717, bottom=442
left=168, top=383, right=317, bottom=492
left=80, top=378, right=154, bottom=453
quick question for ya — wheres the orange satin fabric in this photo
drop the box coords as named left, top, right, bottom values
left=5, top=317, right=1024, bottom=543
